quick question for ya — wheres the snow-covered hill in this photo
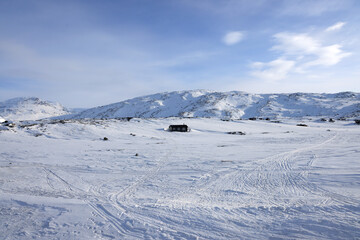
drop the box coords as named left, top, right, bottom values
left=0, top=97, right=70, bottom=121
left=70, top=90, right=360, bottom=119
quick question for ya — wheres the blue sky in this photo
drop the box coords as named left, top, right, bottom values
left=1, top=0, right=360, bottom=107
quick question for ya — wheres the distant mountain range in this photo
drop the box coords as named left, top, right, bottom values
left=0, top=97, right=70, bottom=121
left=1, top=90, right=360, bottom=121
left=68, top=90, right=360, bottom=120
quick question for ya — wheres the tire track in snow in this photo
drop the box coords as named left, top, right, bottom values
left=86, top=201, right=128, bottom=235
left=110, top=149, right=172, bottom=202
left=105, top=138, right=203, bottom=239
left=260, top=133, right=358, bottom=207
left=43, top=168, right=74, bottom=192
left=165, top=132, right=352, bottom=209
left=116, top=139, right=180, bottom=227
left=62, top=133, right=184, bottom=238
left=42, top=167, right=132, bottom=237
left=235, top=132, right=358, bottom=208
left=229, top=133, right=349, bottom=207
left=85, top=136, right=184, bottom=238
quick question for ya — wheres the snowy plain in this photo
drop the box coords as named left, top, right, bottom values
left=1, top=117, right=360, bottom=239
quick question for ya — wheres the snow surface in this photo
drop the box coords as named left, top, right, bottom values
left=1, top=118, right=360, bottom=239
left=67, top=90, right=360, bottom=120
left=0, top=97, right=70, bottom=121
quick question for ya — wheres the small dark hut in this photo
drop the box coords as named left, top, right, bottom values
left=168, top=124, right=189, bottom=132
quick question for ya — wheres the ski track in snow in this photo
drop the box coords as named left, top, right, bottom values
left=1, top=118, right=360, bottom=239
left=164, top=132, right=354, bottom=215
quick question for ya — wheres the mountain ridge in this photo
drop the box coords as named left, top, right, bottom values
left=0, top=97, right=70, bottom=121
left=67, top=90, right=360, bottom=120
left=2, top=91, right=359, bottom=121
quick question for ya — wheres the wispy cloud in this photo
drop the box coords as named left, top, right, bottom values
left=251, top=58, right=295, bottom=82
left=222, top=31, right=244, bottom=45
left=280, top=0, right=353, bottom=16
left=272, top=33, right=321, bottom=56
left=325, top=22, right=346, bottom=32
left=179, top=0, right=267, bottom=16
left=273, top=32, right=351, bottom=68
left=302, top=44, right=352, bottom=68
left=0, top=40, right=180, bottom=107
left=251, top=31, right=352, bottom=81
left=150, top=51, right=218, bottom=68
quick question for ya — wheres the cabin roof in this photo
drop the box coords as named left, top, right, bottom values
left=169, top=124, right=188, bottom=127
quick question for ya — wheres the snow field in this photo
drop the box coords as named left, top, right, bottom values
left=0, top=118, right=360, bottom=239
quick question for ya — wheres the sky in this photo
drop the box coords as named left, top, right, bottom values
left=1, top=0, right=360, bottom=108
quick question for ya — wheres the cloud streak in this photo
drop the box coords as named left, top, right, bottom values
left=251, top=58, right=296, bottom=82
left=223, top=31, right=244, bottom=45
left=251, top=31, right=351, bottom=81
left=280, top=0, right=353, bottom=16
left=0, top=40, right=180, bottom=107
left=325, top=22, right=346, bottom=32
left=273, top=32, right=351, bottom=67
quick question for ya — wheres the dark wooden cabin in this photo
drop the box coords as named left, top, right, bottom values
left=168, top=124, right=189, bottom=132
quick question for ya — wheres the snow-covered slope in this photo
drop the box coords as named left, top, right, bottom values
left=70, top=90, right=360, bottom=119
left=0, top=97, right=70, bottom=121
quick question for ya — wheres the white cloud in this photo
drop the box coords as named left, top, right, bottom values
left=272, top=33, right=320, bottom=56
left=325, top=22, right=346, bottom=32
left=250, top=31, right=352, bottom=82
left=303, top=44, right=352, bottom=67
left=251, top=58, right=296, bottom=82
left=223, top=31, right=244, bottom=45
left=272, top=32, right=351, bottom=69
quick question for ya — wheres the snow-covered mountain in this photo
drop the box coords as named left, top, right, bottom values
left=69, top=90, right=360, bottom=119
left=0, top=97, right=70, bottom=121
